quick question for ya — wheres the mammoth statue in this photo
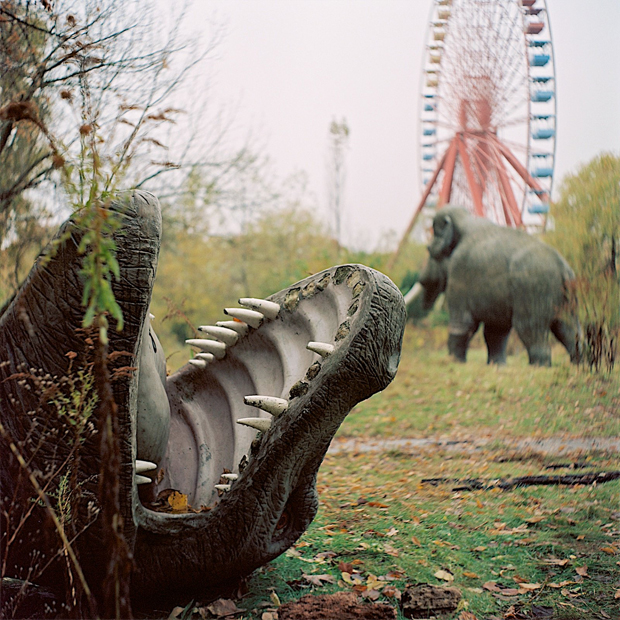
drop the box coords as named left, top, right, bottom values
left=0, top=191, right=405, bottom=616
left=404, top=206, right=580, bottom=366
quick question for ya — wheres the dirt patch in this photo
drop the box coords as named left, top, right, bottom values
left=278, top=592, right=396, bottom=620
left=401, top=584, right=461, bottom=619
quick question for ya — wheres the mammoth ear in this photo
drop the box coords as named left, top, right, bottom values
left=428, top=214, right=455, bottom=260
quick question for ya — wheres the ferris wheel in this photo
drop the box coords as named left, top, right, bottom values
left=395, top=0, right=556, bottom=255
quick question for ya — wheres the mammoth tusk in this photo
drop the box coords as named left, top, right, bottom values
left=236, top=417, right=272, bottom=433
left=214, top=484, right=231, bottom=492
left=238, top=298, right=280, bottom=320
left=243, top=395, right=288, bottom=417
left=188, top=359, right=207, bottom=368
left=136, top=475, right=152, bottom=485
left=403, top=282, right=425, bottom=306
left=196, top=353, right=215, bottom=363
left=221, top=473, right=238, bottom=481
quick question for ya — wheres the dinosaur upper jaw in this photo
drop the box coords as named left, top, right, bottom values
left=131, top=263, right=405, bottom=605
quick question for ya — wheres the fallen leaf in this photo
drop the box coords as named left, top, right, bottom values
left=463, top=571, right=479, bottom=579
left=365, top=574, right=383, bottom=591
left=543, top=558, right=570, bottom=567
left=434, top=569, right=454, bottom=582
left=362, top=589, right=381, bottom=600
left=483, top=581, right=500, bottom=592
left=386, top=527, right=398, bottom=537
left=575, top=565, right=588, bottom=577
left=525, top=516, right=545, bottom=524
left=382, top=585, right=401, bottom=599
left=601, top=546, right=618, bottom=555
left=302, top=573, right=336, bottom=587
left=411, top=536, right=422, bottom=546
left=315, top=551, right=337, bottom=561
left=269, top=591, right=281, bottom=607
left=518, top=583, right=541, bottom=591
left=576, top=534, right=585, bottom=541
left=205, top=598, right=244, bottom=617
left=498, top=588, right=520, bottom=596
left=338, top=561, right=354, bottom=573
left=261, top=614, right=275, bottom=620
left=473, top=545, right=486, bottom=552
left=458, top=613, right=478, bottom=620
left=168, top=491, right=188, bottom=512
left=168, top=606, right=185, bottom=619
left=384, top=543, right=400, bottom=557
left=614, top=590, right=620, bottom=599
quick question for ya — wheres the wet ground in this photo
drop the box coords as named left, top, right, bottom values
left=329, top=435, right=620, bottom=456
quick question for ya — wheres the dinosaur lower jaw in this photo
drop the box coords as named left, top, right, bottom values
left=129, top=264, right=405, bottom=604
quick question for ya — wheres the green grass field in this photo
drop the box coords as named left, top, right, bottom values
left=227, top=326, right=620, bottom=620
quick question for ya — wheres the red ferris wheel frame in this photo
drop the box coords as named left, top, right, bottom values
left=391, top=0, right=556, bottom=266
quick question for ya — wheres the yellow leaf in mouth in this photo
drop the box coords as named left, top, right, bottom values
left=168, top=490, right=188, bottom=512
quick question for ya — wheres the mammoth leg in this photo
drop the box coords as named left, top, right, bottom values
left=551, top=318, right=580, bottom=364
left=483, top=324, right=511, bottom=365
left=515, top=326, right=551, bottom=366
left=447, top=322, right=479, bottom=362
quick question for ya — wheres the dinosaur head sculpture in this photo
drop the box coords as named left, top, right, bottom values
left=0, top=191, right=405, bottom=611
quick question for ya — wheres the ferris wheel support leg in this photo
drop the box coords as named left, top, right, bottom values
left=438, top=138, right=459, bottom=208
left=388, top=148, right=449, bottom=269
left=493, top=136, right=549, bottom=203
left=495, top=152, right=523, bottom=227
left=457, top=134, right=485, bottom=217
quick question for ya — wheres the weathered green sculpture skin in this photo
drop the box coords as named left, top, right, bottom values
left=405, top=206, right=580, bottom=366
left=0, top=191, right=406, bottom=613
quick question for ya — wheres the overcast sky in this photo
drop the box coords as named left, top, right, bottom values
left=183, top=0, right=620, bottom=249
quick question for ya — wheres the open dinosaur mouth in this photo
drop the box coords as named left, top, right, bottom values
left=0, top=191, right=405, bottom=608
left=128, top=261, right=404, bottom=603
left=135, top=265, right=382, bottom=512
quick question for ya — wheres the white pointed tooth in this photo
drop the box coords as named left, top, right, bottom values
left=186, top=339, right=226, bottom=359
left=198, top=325, right=239, bottom=346
left=136, top=475, right=152, bottom=485
left=237, top=417, right=272, bottom=433
left=136, top=460, right=157, bottom=474
left=307, top=341, right=335, bottom=357
left=216, top=320, right=249, bottom=336
left=244, top=395, right=288, bottom=417
left=149, top=313, right=155, bottom=320
left=238, top=298, right=280, bottom=320
left=196, top=352, right=215, bottom=363
left=221, top=473, right=238, bottom=481
left=214, top=484, right=231, bottom=492
left=223, top=308, right=264, bottom=329
left=189, top=358, right=207, bottom=368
